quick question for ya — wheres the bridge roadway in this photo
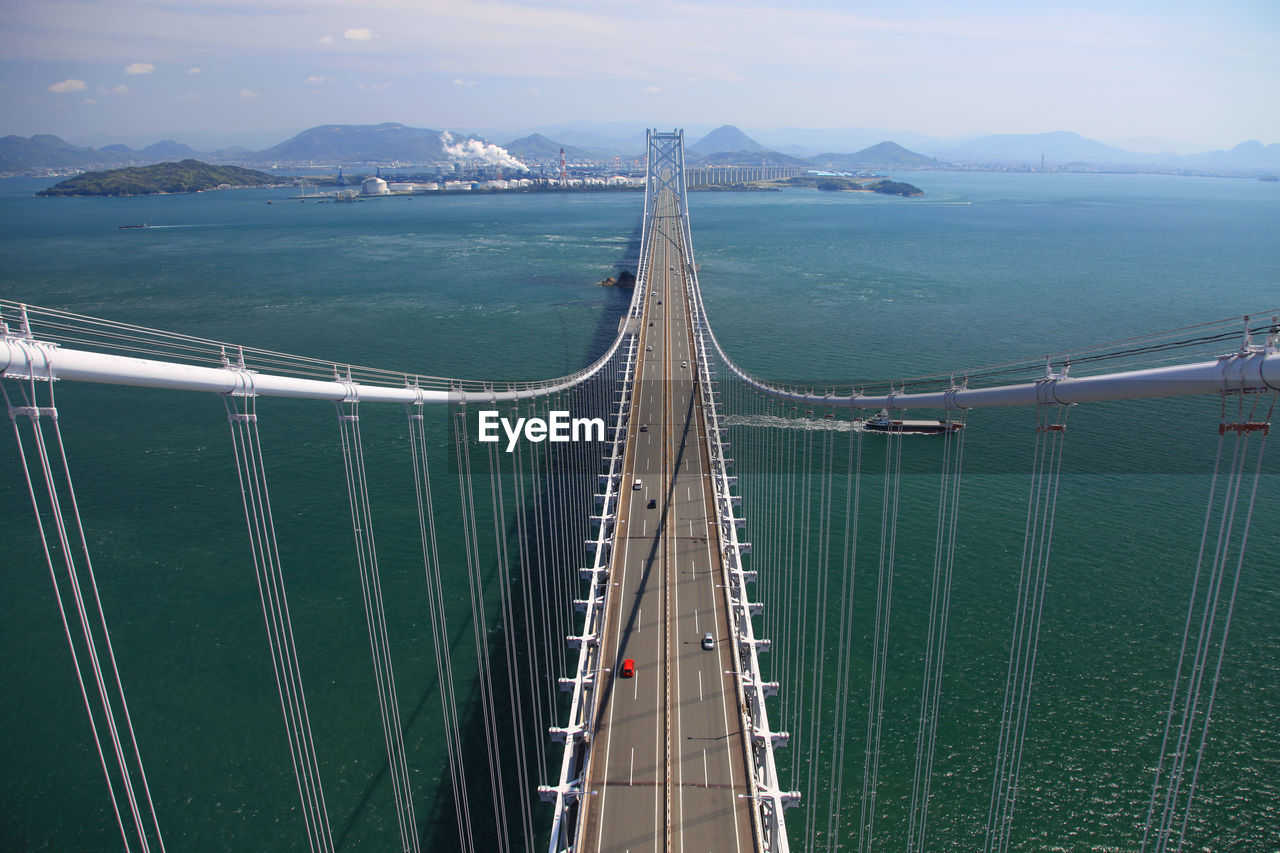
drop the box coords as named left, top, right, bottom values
left=577, top=186, right=756, bottom=851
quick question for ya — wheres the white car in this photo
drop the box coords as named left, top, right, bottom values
left=701, top=633, right=714, bottom=650
left=633, top=479, right=643, bottom=490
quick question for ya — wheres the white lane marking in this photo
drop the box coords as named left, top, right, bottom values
left=704, top=749, right=709, bottom=789
left=698, top=668, right=704, bottom=702
left=687, top=395, right=746, bottom=853
left=638, top=608, right=642, bottom=631
left=630, top=747, right=635, bottom=786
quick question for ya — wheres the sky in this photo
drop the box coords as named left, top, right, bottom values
left=0, top=0, right=1276, bottom=152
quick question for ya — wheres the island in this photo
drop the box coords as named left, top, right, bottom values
left=781, top=176, right=924, bottom=196
left=689, top=175, right=924, bottom=196
left=37, top=159, right=281, bottom=196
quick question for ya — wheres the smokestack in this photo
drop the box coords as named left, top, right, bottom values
left=560, top=147, right=566, bottom=187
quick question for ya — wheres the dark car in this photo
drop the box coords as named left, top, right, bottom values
left=647, top=498, right=657, bottom=509
left=620, top=658, right=635, bottom=678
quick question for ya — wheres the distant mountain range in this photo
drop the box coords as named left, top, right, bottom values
left=255, top=123, right=454, bottom=164
left=503, top=133, right=595, bottom=163
left=3, top=122, right=1277, bottom=177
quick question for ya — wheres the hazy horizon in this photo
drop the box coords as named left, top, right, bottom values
left=47, top=122, right=1258, bottom=160
left=1, top=0, right=1276, bottom=152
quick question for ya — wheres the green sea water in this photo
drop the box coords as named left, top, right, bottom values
left=1, top=172, right=1277, bottom=850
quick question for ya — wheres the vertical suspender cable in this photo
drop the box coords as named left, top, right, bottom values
left=335, top=399, right=419, bottom=853
left=804, top=414, right=835, bottom=850
left=907, top=410, right=968, bottom=853
left=794, top=406, right=817, bottom=813
left=508, top=406, right=550, bottom=785
left=3, top=372, right=166, bottom=853
left=405, top=403, right=473, bottom=853
left=1142, top=391, right=1275, bottom=853
left=773, top=397, right=793, bottom=753
left=523, top=397, right=558, bottom=724
left=858, top=404, right=904, bottom=853
left=452, top=405, right=512, bottom=853
left=827, top=410, right=864, bottom=847
left=225, top=390, right=333, bottom=852
left=486, top=431, right=536, bottom=850
left=985, top=403, right=1068, bottom=853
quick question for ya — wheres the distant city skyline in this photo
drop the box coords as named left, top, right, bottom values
left=1, top=0, right=1276, bottom=152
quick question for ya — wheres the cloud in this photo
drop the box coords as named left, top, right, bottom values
left=48, top=78, right=87, bottom=93
left=644, top=86, right=661, bottom=93
left=82, top=98, right=97, bottom=105
left=357, top=82, right=390, bottom=91
left=239, top=88, right=259, bottom=98
left=125, top=62, right=155, bottom=75
left=452, top=78, right=477, bottom=86
left=98, top=84, right=130, bottom=95
left=187, top=67, right=202, bottom=75
left=318, top=35, right=334, bottom=45
left=306, top=75, right=329, bottom=85
left=344, top=28, right=372, bottom=41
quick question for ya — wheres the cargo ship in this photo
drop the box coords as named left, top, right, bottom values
left=859, top=409, right=962, bottom=435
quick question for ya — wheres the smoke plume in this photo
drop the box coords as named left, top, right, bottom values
left=440, top=131, right=529, bottom=172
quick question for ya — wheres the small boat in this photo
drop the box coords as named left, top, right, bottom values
left=118, top=223, right=148, bottom=229
left=859, top=409, right=962, bottom=435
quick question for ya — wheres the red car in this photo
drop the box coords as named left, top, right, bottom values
left=620, top=658, right=636, bottom=678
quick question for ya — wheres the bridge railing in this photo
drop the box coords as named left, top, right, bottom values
left=538, top=331, right=638, bottom=847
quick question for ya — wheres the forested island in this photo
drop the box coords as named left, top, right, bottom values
left=37, top=159, right=281, bottom=196
left=692, top=176, right=924, bottom=196
left=782, top=176, right=924, bottom=196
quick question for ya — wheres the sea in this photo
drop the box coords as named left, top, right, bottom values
left=1, top=171, right=1277, bottom=850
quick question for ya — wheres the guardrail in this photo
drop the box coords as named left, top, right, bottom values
left=538, top=331, right=638, bottom=850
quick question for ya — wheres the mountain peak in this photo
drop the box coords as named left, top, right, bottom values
left=688, top=125, right=771, bottom=155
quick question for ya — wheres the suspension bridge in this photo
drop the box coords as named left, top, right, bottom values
left=2, top=129, right=1278, bottom=852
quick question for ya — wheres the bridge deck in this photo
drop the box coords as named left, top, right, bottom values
left=577, top=187, right=755, bottom=851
